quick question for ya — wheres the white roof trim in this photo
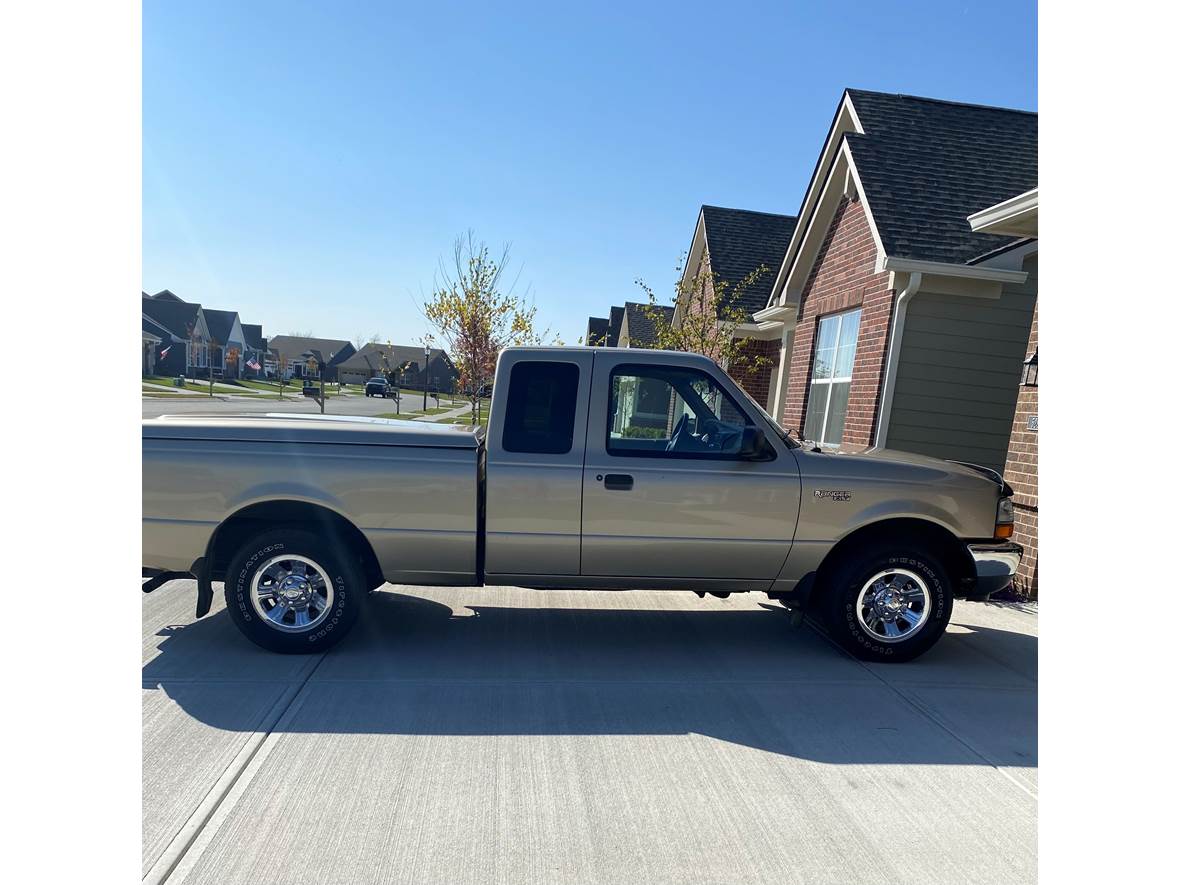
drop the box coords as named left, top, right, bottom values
left=767, top=91, right=865, bottom=307
left=879, top=256, right=1028, bottom=284
left=751, top=303, right=795, bottom=323
left=967, top=187, right=1039, bottom=236
left=673, top=210, right=709, bottom=328
left=770, top=139, right=885, bottom=310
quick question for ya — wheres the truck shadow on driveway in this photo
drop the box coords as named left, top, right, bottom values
left=143, top=589, right=1037, bottom=767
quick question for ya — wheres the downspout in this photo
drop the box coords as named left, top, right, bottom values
left=873, top=272, right=921, bottom=449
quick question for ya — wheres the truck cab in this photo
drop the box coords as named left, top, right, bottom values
left=483, top=348, right=801, bottom=593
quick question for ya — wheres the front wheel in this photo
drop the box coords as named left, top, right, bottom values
left=820, top=543, right=953, bottom=662
left=224, top=529, right=363, bottom=653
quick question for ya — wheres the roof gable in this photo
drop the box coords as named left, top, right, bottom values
left=607, top=306, right=624, bottom=347
left=843, top=90, right=1037, bottom=265
left=586, top=317, right=609, bottom=346
left=142, top=296, right=201, bottom=340
left=699, top=206, right=797, bottom=316
left=202, top=308, right=242, bottom=345
left=622, top=301, right=674, bottom=347
left=241, top=323, right=266, bottom=350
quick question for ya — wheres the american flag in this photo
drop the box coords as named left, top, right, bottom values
left=246, top=357, right=261, bottom=371
left=159, top=344, right=171, bottom=359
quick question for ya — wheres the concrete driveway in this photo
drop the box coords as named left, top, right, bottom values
left=143, top=583, right=1037, bottom=885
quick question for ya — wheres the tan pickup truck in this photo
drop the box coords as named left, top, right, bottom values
left=142, top=346, right=1021, bottom=661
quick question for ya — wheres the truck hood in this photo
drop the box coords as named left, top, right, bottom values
left=142, top=412, right=485, bottom=449
left=796, top=444, right=1007, bottom=493
left=857, top=447, right=1006, bottom=488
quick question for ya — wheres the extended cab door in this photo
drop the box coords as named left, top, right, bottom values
left=483, top=350, right=595, bottom=579
left=580, top=352, right=800, bottom=587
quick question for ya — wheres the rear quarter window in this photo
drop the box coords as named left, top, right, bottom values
left=502, top=361, right=579, bottom=454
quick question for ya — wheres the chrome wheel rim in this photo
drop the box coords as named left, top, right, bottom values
left=855, top=568, right=930, bottom=643
left=249, top=554, right=334, bottom=633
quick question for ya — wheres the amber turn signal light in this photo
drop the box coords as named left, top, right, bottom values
left=994, top=523, right=1014, bottom=540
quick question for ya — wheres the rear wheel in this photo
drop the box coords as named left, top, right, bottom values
left=224, top=529, right=363, bottom=653
left=820, top=543, right=952, bottom=662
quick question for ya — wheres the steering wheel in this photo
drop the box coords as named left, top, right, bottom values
left=666, top=413, right=689, bottom=452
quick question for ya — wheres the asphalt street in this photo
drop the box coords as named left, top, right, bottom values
left=142, top=583, right=1037, bottom=885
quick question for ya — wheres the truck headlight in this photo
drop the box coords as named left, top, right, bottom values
left=995, top=496, right=1015, bottom=539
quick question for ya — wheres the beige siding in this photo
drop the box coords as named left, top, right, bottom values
left=886, top=254, right=1037, bottom=472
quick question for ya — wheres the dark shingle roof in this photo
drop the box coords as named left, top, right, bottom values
left=142, top=318, right=163, bottom=340
left=699, top=206, right=797, bottom=317
left=623, top=302, right=674, bottom=347
left=267, top=336, right=354, bottom=365
left=202, top=308, right=240, bottom=345
left=142, top=296, right=201, bottom=339
left=151, top=289, right=185, bottom=302
left=586, top=317, right=609, bottom=346
left=607, top=306, right=624, bottom=347
left=844, top=89, right=1037, bottom=264
left=336, top=342, right=453, bottom=375
left=241, top=323, right=266, bottom=350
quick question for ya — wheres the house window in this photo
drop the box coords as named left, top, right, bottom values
left=802, top=308, right=862, bottom=447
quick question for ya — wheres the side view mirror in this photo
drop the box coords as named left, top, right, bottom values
left=739, top=426, right=773, bottom=460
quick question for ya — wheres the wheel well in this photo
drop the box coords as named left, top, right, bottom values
left=809, top=518, right=975, bottom=608
left=207, top=500, right=384, bottom=590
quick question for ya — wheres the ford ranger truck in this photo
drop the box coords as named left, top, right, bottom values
left=142, top=346, right=1021, bottom=662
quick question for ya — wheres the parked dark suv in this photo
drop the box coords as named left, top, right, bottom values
left=365, top=377, right=396, bottom=398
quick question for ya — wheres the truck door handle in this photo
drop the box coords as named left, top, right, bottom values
left=603, top=473, right=633, bottom=491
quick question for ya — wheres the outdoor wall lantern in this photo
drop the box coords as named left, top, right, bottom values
left=1021, top=349, right=1038, bottom=387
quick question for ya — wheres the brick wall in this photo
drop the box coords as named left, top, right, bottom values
left=780, top=196, right=894, bottom=446
left=1003, top=303, right=1038, bottom=596
left=730, top=338, right=778, bottom=408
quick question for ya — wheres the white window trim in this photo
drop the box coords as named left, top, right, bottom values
left=806, top=309, right=861, bottom=448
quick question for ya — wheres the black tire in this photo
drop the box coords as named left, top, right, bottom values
left=224, top=528, right=363, bottom=653
left=820, top=543, right=953, bottom=663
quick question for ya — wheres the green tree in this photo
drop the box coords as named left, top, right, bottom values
left=422, top=231, right=550, bottom=424
left=634, top=252, right=771, bottom=375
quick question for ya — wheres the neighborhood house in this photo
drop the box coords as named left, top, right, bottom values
left=586, top=89, right=1038, bottom=593
left=142, top=290, right=267, bottom=380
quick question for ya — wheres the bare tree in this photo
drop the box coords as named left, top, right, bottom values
left=634, top=252, right=771, bottom=375
left=422, top=231, right=551, bottom=424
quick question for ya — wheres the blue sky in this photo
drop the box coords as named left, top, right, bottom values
left=143, top=0, right=1036, bottom=346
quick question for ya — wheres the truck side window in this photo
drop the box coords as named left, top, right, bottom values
left=502, top=361, right=580, bottom=454
left=607, top=365, right=757, bottom=458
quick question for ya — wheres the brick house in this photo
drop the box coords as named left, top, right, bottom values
left=617, top=302, right=674, bottom=348
left=969, top=188, right=1038, bottom=593
left=754, top=90, right=1037, bottom=474
left=675, top=205, right=797, bottom=407
left=585, top=208, right=795, bottom=408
